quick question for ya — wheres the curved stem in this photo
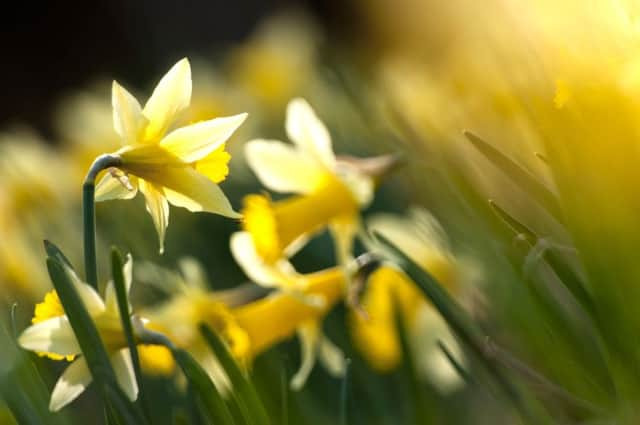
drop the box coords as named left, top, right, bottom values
left=83, top=154, right=121, bottom=288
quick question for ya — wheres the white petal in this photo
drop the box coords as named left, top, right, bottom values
left=18, top=316, right=80, bottom=356
left=230, top=232, right=299, bottom=288
left=111, top=348, right=139, bottom=402
left=49, top=358, right=92, bottom=412
left=139, top=180, right=170, bottom=254
left=142, top=58, right=192, bottom=142
left=159, top=113, right=247, bottom=163
left=244, top=139, right=325, bottom=194
left=95, top=172, right=138, bottom=202
left=112, top=81, right=145, bottom=145
left=290, top=321, right=319, bottom=390
left=285, top=98, right=335, bottom=168
left=64, top=265, right=106, bottom=314
left=318, top=335, right=346, bottom=377
left=159, top=167, right=240, bottom=218
left=412, top=307, right=465, bottom=394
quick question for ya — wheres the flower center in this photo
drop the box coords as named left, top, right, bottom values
left=31, top=291, right=76, bottom=361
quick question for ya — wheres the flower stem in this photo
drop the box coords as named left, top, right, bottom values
left=83, top=154, right=121, bottom=289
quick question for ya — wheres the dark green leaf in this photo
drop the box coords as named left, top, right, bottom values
left=172, top=348, right=235, bottom=425
left=200, top=323, right=270, bottom=425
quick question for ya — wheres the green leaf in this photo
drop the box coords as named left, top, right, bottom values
left=373, top=232, right=546, bottom=423
left=199, top=323, right=270, bottom=425
left=171, top=348, right=235, bottom=425
left=110, top=248, right=150, bottom=424
left=489, top=200, right=595, bottom=317
left=46, top=257, right=141, bottom=424
left=46, top=258, right=115, bottom=386
left=465, top=131, right=562, bottom=218
left=43, top=240, right=74, bottom=270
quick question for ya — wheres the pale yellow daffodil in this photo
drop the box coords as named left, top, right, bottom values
left=94, top=58, right=247, bottom=252
left=18, top=256, right=139, bottom=411
left=242, top=98, right=374, bottom=267
left=351, top=208, right=466, bottom=393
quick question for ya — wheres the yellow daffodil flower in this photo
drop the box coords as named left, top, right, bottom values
left=227, top=12, right=319, bottom=109
left=231, top=230, right=347, bottom=389
left=93, top=58, right=247, bottom=252
left=242, top=98, right=374, bottom=267
left=18, top=256, right=139, bottom=411
left=351, top=208, right=466, bottom=393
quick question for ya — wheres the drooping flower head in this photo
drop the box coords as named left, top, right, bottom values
left=242, top=98, right=375, bottom=266
left=94, top=58, right=247, bottom=253
left=351, top=208, right=466, bottom=393
left=18, top=256, right=139, bottom=411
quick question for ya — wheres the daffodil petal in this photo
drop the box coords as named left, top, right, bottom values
left=142, top=58, right=192, bottom=142
left=230, top=231, right=298, bottom=287
left=111, top=348, right=139, bottom=402
left=285, top=98, right=335, bottom=168
left=18, top=316, right=81, bottom=356
left=245, top=139, right=325, bottom=194
left=159, top=113, right=247, bottom=163
left=64, top=265, right=106, bottom=314
left=49, top=358, right=92, bottom=412
left=290, top=321, right=319, bottom=390
left=159, top=167, right=240, bottom=218
left=112, top=81, right=145, bottom=145
left=139, top=180, right=170, bottom=254
left=412, top=307, right=465, bottom=394
left=95, top=172, right=138, bottom=202
left=318, top=335, right=346, bottom=377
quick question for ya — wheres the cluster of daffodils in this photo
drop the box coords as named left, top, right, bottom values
left=15, top=57, right=470, bottom=413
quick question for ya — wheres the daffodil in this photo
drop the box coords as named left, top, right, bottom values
left=18, top=256, right=139, bottom=411
left=231, top=230, right=347, bottom=389
left=142, top=252, right=346, bottom=392
left=351, top=208, right=466, bottom=393
left=242, top=98, right=375, bottom=267
left=93, top=58, right=247, bottom=252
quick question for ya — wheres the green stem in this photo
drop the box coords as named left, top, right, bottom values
left=82, top=154, right=121, bottom=289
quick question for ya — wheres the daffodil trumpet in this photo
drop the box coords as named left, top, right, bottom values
left=242, top=173, right=359, bottom=264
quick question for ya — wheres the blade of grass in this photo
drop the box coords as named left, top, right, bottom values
left=465, top=131, right=562, bottom=218
left=172, top=348, right=236, bottom=425
left=437, top=340, right=473, bottom=385
left=110, top=248, right=150, bottom=424
left=199, top=323, right=270, bottom=425
left=340, top=359, right=351, bottom=425
left=44, top=240, right=74, bottom=270
left=489, top=200, right=596, bottom=317
left=374, top=232, right=548, bottom=423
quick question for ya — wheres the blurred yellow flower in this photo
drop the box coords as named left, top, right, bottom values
left=351, top=208, right=466, bottom=393
left=143, top=255, right=346, bottom=391
left=227, top=12, right=319, bottom=109
left=231, top=231, right=347, bottom=389
left=94, top=58, right=247, bottom=252
left=243, top=98, right=374, bottom=266
left=18, top=256, right=138, bottom=411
